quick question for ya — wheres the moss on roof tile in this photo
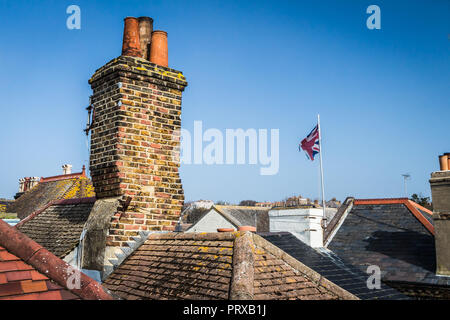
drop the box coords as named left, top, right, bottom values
left=9, top=177, right=95, bottom=220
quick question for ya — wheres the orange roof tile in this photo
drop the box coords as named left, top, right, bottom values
left=0, top=219, right=113, bottom=300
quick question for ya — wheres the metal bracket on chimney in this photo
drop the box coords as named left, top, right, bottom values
left=84, top=105, right=95, bottom=136
left=117, top=196, right=132, bottom=218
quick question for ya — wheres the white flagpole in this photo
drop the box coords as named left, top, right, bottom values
left=317, top=114, right=326, bottom=224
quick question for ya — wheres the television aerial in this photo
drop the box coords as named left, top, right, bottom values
left=401, top=173, right=411, bottom=197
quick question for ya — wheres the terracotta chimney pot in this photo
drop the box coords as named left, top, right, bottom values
left=439, top=154, right=449, bottom=171
left=138, top=17, right=153, bottom=60
left=217, top=228, right=234, bottom=233
left=446, top=153, right=450, bottom=171
left=238, top=226, right=256, bottom=232
left=122, top=17, right=142, bottom=57
left=150, top=30, right=168, bottom=67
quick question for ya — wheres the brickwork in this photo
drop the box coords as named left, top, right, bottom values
left=430, top=171, right=450, bottom=213
left=89, top=56, right=188, bottom=246
left=430, top=171, right=450, bottom=276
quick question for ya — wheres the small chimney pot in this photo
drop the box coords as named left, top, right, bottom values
left=238, top=226, right=256, bottom=232
left=217, top=228, right=234, bottom=233
left=150, top=30, right=168, bottom=67
left=439, top=154, right=449, bottom=171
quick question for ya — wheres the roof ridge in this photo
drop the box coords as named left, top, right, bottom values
left=355, top=197, right=409, bottom=203
left=229, top=232, right=254, bottom=299
left=409, top=200, right=433, bottom=216
left=148, top=231, right=237, bottom=241
left=212, top=206, right=242, bottom=227
left=215, top=205, right=268, bottom=210
left=354, top=198, right=435, bottom=235
left=323, top=197, right=355, bottom=247
left=40, top=170, right=87, bottom=183
left=404, top=200, right=435, bottom=235
left=0, top=219, right=113, bottom=300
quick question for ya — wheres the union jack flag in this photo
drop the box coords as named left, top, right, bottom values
left=299, top=124, right=320, bottom=161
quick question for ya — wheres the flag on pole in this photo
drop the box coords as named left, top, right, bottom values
left=299, top=124, right=320, bottom=161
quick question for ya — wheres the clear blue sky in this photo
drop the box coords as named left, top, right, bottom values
left=0, top=0, right=449, bottom=203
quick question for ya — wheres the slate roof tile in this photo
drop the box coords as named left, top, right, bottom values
left=327, top=199, right=450, bottom=299
left=16, top=198, right=96, bottom=258
left=259, top=232, right=406, bottom=300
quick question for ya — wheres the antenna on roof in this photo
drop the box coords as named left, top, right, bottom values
left=401, top=173, right=411, bottom=197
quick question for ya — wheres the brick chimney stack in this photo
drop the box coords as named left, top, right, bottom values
left=430, top=153, right=450, bottom=276
left=88, top=17, right=187, bottom=247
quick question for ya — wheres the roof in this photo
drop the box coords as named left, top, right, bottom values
left=16, top=198, right=96, bottom=258
left=0, top=199, right=14, bottom=213
left=259, top=232, right=407, bottom=300
left=214, top=205, right=270, bottom=232
left=103, top=232, right=358, bottom=300
left=0, top=219, right=112, bottom=300
left=8, top=173, right=95, bottom=220
left=326, top=198, right=450, bottom=297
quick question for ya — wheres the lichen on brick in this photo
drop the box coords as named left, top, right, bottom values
left=89, top=56, right=188, bottom=246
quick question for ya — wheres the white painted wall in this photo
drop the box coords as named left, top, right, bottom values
left=186, top=209, right=235, bottom=233
left=63, top=247, right=78, bottom=266
left=269, top=208, right=324, bottom=248
left=2, top=219, right=20, bottom=226
left=63, top=245, right=103, bottom=283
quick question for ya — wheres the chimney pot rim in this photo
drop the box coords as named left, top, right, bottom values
left=152, top=30, right=168, bottom=35
left=138, top=16, right=153, bottom=22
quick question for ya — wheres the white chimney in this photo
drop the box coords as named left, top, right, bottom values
left=29, top=177, right=40, bottom=189
left=18, top=178, right=25, bottom=192
left=269, top=208, right=324, bottom=248
left=62, top=164, right=73, bottom=175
